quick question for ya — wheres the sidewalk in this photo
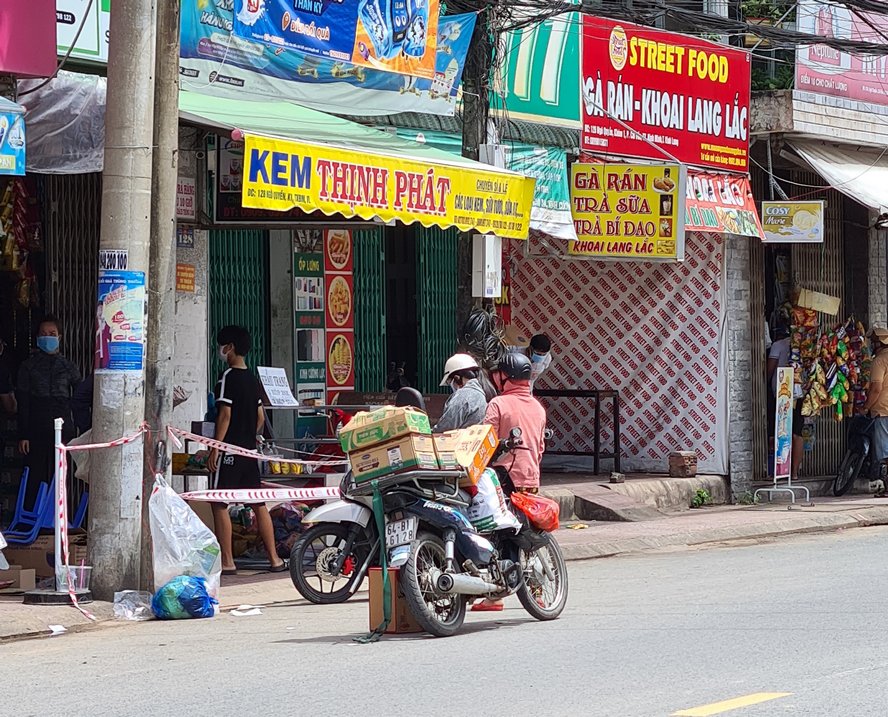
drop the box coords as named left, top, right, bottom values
left=3, top=495, right=888, bottom=642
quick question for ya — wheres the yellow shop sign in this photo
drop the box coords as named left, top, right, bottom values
left=241, top=133, right=536, bottom=240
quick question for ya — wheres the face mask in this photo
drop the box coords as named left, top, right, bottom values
left=37, top=336, right=60, bottom=354
left=531, top=352, right=545, bottom=364
left=449, top=379, right=460, bottom=393
left=219, top=346, right=230, bottom=361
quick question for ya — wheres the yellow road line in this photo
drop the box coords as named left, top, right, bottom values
left=671, top=692, right=793, bottom=716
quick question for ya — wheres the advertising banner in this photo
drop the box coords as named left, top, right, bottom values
left=569, top=162, right=687, bottom=260
left=761, top=200, right=825, bottom=244
left=324, top=228, right=354, bottom=402
left=796, top=0, right=888, bottom=107
left=0, top=104, right=26, bottom=177
left=685, top=171, right=763, bottom=238
left=181, top=0, right=473, bottom=116
left=241, top=133, right=536, bottom=240
left=95, top=270, right=146, bottom=372
left=232, top=0, right=438, bottom=79
left=580, top=15, right=751, bottom=171
left=57, top=0, right=111, bottom=64
left=774, top=366, right=794, bottom=480
left=294, top=233, right=326, bottom=405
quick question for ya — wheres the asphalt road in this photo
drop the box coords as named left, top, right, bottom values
left=7, top=527, right=888, bottom=717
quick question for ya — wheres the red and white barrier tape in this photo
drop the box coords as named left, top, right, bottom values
left=179, top=486, right=341, bottom=503
left=56, top=423, right=148, bottom=620
left=167, top=426, right=350, bottom=468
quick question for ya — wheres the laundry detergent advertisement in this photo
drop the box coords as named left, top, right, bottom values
left=95, top=270, right=146, bottom=372
left=581, top=15, right=751, bottom=171
left=181, top=0, right=472, bottom=116
left=569, top=162, right=687, bottom=260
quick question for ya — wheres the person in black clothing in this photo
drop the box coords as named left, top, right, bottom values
left=208, top=326, right=285, bottom=576
left=16, top=315, right=81, bottom=506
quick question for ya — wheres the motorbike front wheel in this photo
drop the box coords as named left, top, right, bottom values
left=401, top=532, right=466, bottom=637
left=834, top=450, right=866, bottom=497
left=517, top=533, right=568, bottom=621
left=290, top=523, right=373, bottom=605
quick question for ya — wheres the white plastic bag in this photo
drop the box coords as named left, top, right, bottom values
left=465, top=469, right=521, bottom=533
left=148, top=476, right=222, bottom=597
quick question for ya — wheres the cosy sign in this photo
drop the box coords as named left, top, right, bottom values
left=581, top=16, right=751, bottom=172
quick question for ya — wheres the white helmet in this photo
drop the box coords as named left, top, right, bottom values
left=439, top=353, right=479, bottom=386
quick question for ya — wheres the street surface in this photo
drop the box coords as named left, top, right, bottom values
left=7, top=527, right=888, bottom=717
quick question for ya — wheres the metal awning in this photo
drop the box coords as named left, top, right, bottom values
left=790, top=140, right=888, bottom=212
left=179, top=92, right=536, bottom=240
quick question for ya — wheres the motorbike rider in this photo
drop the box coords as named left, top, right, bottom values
left=433, top=353, right=488, bottom=433
left=474, top=350, right=547, bottom=612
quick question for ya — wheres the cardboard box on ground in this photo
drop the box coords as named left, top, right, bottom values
left=0, top=565, right=36, bottom=590
left=368, top=567, right=422, bottom=634
left=4, top=533, right=88, bottom=579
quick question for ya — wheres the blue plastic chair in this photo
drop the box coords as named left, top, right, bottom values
left=5, top=469, right=51, bottom=542
left=68, top=491, right=89, bottom=530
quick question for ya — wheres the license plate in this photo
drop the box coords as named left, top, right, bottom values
left=385, top=517, right=417, bottom=549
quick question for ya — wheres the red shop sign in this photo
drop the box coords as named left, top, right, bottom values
left=581, top=16, right=751, bottom=172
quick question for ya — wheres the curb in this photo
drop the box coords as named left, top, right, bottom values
left=556, top=506, right=888, bottom=561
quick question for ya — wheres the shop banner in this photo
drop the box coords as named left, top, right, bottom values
left=182, top=1, right=473, bottom=117
left=232, top=0, right=438, bottom=79
left=796, top=0, right=888, bottom=108
left=241, top=133, right=536, bottom=240
left=324, top=228, right=355, bottom=400
left=394, top=130, right=575, bottom=240
left=0, top=104, right=26, bottom=177
left=569, top=162, right=686, bottom=260
left=580, top=16, right=751, bottom=171
left=774, top=366, right=794, bottom=480
left=57, top=0, right=111, bottom=64
left=761, top=200, right=825, bottom=244
left=95, top=270, right=146, bottom=372
left=176, top=177, right=196, bottom=221
left=685, top=171, right=763, bottom=238
left=294, top=234, right=327, bottom=405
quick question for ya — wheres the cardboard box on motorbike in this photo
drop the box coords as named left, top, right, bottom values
left=338, top=406, right=431, bottom=453
left=434, top=424, right=499, bottom=487
left=349, top=434, right=440, bottom=483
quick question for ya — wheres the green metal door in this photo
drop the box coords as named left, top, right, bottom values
left=208, top=229, right=270, bottom=383
left=353, top=226, right=387, bottom=392
left=416, top=226, right=458, bottom=394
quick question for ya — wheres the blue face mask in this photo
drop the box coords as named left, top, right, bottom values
left=531, top=352, right=546, bottom=364
left=37, top=336, right=60, bottom=354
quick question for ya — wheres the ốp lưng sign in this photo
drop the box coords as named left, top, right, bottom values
left=581, top=15, right=751, bottom=172
left=569, top=162, right=687, bottom=261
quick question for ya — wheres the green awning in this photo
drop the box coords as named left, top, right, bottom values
left=179, top=91, right=482, bottom=169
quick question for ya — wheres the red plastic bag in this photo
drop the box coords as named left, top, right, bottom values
left=511, top=492, right=560, bottom=532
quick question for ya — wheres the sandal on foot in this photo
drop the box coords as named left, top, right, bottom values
left=471, top=599, right=504, bottom=612
left=222, top=568, right=238, bottom=576
left=269, top=562, right=288, bottom=573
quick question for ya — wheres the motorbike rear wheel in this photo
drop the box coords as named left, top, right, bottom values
left=401, top=532, right=466, bottom=637
left=834, top=450, right=866, bottom=497
left=517, top=533, right=568, bottom=621
left=289, top=523, right=372, bottom=605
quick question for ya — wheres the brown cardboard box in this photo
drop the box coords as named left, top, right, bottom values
left=0, top=566, right=36, bottom=590
left=444, top=424, right=499, bottom=486
left=368, top=567, right=422, bottom=634
left=3, top=533, right=88, bottom=579
left=349, top=434, right=439, bottom=484
left=339, top=406, right=431, bottom=453
left=433, top=432, right=460, bottom=470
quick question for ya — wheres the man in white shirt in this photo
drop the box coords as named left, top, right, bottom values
left=526, top=334, right=553, bottom=391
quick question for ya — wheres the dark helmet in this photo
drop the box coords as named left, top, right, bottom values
left=395, top=387, right=426, bottom=411
left=497, top=351, right=533, bottom=381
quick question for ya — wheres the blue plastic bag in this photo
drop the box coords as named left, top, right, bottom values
left=151, top=576, right=218, bottom=620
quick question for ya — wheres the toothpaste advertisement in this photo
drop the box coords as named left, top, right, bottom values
left=95, top=270, right=146, bottom=372
left=180, top=0, right=474, bottom=116
left=581, top=16, right=751, bottom=172
left=232, top=0, right=439, bottom=79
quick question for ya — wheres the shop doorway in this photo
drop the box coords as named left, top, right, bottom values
left=385, top=224, right=418, bottom=390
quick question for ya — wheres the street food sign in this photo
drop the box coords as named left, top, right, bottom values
left=580, top=15, right=751, bottom=171
left=569, top=162, right=687, bottom=260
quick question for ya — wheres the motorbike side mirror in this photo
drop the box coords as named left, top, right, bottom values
left=510, top=427, right=522, bottom=439
left=543, top=428, right=554, bottom=440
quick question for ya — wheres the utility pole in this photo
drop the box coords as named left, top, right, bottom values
left=88, top=0, right=158, bottom=600
left=140, top=0, right=181, bottom=592
left=458, top=8, right=493, bottom=328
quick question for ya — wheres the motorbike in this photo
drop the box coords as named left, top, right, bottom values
left=290, top=429, right=568, bottom=638
left=834, top=415, right=884, bottom=496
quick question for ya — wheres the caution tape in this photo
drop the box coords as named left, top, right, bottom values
left=56, top=423, right=148, bottom=620
left=167, top=426, right=350, bottom=468
left=179, top=486, right=341, bottom=503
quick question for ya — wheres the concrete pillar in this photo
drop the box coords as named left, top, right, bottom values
left=726, top=236, right=754, bottom=497
left=868, top=214, right=887, bottom=328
